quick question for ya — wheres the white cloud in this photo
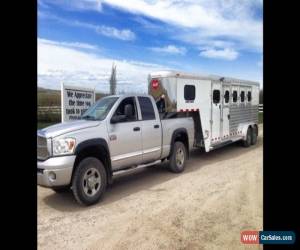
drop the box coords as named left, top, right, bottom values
left=151, top=45, right=187, bottom=55
left=38, top=38, right=167, bottom=93
left=199, top=48, right=239, bottom=60
left=95, top=26, right=136, bottom=41
left=102, top=0, right=262, bottom=52
left=38, top=39, right=100, bottom=50
left=38, top=11, right=136, bottom=41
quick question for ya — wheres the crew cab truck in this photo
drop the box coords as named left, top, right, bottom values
left=37, top=94, right=194, bottom=205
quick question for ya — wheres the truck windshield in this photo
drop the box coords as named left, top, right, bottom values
left=81, top=97, right=118, bottom=121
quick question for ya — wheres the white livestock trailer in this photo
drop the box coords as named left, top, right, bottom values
left=148, top=70, right=259, bottom=152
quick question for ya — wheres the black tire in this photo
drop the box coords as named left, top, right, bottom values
left=72, top=157, right=107, bottom=206
left=52, top=186, right=70, bottom=193
left=168, top=141, right=187, bottom=173
left=243, top=127, right=252, bottom=147
left=251, top=126, right=258, bottom=145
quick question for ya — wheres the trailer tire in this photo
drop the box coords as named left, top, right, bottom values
left=72, top=157, right=107, bottom=206
left=168, top=141, right=187, bottom=173
left=251, top=126, right=258, bottom=145
left=243, top=127, right=252, bottom=147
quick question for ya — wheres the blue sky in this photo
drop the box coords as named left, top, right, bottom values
left=38, top=0, right=263, bottom=93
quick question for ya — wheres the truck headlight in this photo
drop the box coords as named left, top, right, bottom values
left=52, top=138, right=76, bottom=156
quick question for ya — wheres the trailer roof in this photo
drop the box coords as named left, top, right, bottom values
left=149, top=70, right=259, bottom=86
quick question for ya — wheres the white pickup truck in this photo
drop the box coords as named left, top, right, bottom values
left=37, top=94, right=194, bottom=205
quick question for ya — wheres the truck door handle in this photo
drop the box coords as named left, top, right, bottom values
left=133, top=127, right=140, bottom=131
left=154, top=125, right=159, bottom=129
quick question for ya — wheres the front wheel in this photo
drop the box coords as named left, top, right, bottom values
left=168, top=141, right=187, bottom=173
left=72, top=157, right=107, bottom=206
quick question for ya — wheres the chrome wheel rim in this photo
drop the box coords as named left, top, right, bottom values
left=82, top=168, right=101, bottom=197
left=176, top=148, right=184, bottom=168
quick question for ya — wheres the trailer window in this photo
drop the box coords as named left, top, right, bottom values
left=240, top=91, right=245, bottom=102
left=224, top=90, right=230, bottom=103
left=184, top=85, right=195, bottom=100
left=138, top=96, right=156, bottom=120
left=232, top=91, right=238, bottom=102
left=213, top=90, right=220, bottom=104
left=247, top=91, right=252, bottom=102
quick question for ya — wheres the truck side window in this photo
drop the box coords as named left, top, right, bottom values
left=184, top=85, right=195, bottom=100
left=213, top=90, right=220, bottom=104
left=113, top=97, right=137, bottom=122
left=240, top=91, right=245, bottom=102
left=247, top=91, right=252, bottom=102
left=224, top=90, right=230, bottom=103
left=232, top=91, right=237, bottom=102
left=138, top=96, right=156, bottom=120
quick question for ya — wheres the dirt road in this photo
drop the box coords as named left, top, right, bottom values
left=38, top=125, right=263, bottom=250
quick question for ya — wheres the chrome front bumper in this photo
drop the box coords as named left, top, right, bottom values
left=37, top=155, right=76, bottom=187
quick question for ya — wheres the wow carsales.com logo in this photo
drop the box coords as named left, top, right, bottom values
left=241, top=231, right=295, bottom=244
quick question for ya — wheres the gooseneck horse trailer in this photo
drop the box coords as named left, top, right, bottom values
left=148, top=70, right=260, bottom=152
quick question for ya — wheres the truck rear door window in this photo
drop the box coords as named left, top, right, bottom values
left=184, top=85, right=195, bottom=100
left=138, top=96, right=156, bottom=120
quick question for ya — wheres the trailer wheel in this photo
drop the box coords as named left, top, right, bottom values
left=251, top=126, right=258, bottom=145
left=243, top=127, right=252, bottom=147
left=72, top=157, right=107, bottom=206
left=168, top=141, right=187, bottom=173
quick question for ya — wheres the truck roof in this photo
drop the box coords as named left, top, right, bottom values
left=149, top=70, right=260, bottom=86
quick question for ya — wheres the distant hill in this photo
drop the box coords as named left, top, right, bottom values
left=38, top=87, right=107, bottom=106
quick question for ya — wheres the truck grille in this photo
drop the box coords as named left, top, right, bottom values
left=37, top=136, right=49, bottom=160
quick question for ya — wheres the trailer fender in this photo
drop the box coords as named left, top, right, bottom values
left=238, top=123, right=257, bottom=140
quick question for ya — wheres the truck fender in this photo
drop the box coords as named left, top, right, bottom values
left=74, top=138, right=113, bottom=185
left=168, top=128, right=189, bottom=159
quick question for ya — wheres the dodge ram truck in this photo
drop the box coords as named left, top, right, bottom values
left=37, top=94, right=194, bottom=205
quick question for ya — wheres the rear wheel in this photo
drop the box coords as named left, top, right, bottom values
left=251, top=126, right=258, bottom=145
left=72, top=157, right=107, bottom=206
left=168, top=141, right=187, bottom=173
left=243, top=127, right=252, bottom=147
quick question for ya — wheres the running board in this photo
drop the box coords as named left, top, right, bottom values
left=210, top=140, right=233, bottom=150
left=112, top=160, right=161, bottom=176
